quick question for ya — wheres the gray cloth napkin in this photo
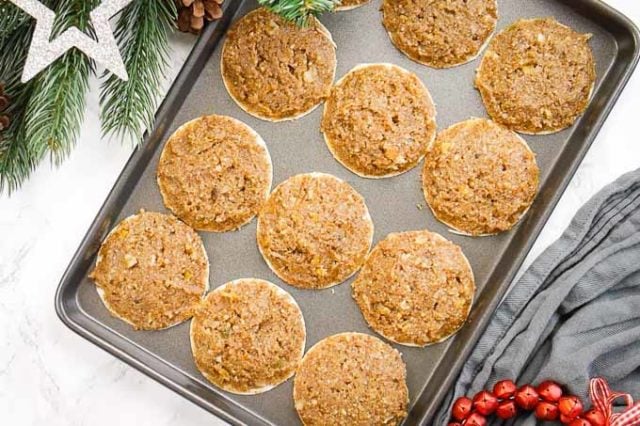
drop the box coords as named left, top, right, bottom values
left=435, top=168, right=640, bottom=425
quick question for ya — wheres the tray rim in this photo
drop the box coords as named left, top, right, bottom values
left=55, top=1, right=640, bottom=425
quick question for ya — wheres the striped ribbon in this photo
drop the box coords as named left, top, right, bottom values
left=589, top=378, right=640, bottom=426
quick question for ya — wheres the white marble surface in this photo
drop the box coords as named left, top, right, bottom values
left=1, top=2, right=639, bottom=425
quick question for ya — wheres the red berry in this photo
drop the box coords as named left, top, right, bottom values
left=535, top=401, right=560, bottom=421
left=514, top=385, right=540, bottom=410
left=472, top=390, right=499, bottom=416
left=584, top=409, right=606, bottom=426
left=451, top=396, right=473, bottom=421
left=537, top=380, right=564, bottom=402
left=558, top=396, right=584, bottom=419
left=495, top=400, right=518, bottom=419
left=569, top=419, right=592, bottom=426
left=561, top=414, right=576, bottom=424
left=465, top=412, right=487, bottom=426
left=493, top=379, right=517, bottom=399
left=447, top=423, right=463, bottom=426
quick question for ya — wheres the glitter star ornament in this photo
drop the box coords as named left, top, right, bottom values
left=9, top=0, right=134, bottom=83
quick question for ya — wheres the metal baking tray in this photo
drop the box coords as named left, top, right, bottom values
left=55, top=0, right=639, bottom=424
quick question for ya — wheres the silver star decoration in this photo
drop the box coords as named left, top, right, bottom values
left=10, top=0, right=134, bottom=83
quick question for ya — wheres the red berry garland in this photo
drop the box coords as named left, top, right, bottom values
left=473, top=390, right=499, bottom=416
left=466, top=412, right=487, bottom=426
left=536, top=401, right=560, bottom=421
left=493, top=379, right=517, bottom=399
left=515, top=385, right=540, bottom=410
left=449, top=380, right=607, bottom=425
left=584, top=409, right=606, bottom=426
left=452, top=396, right=473, bottom=421
left=559, top=395, right=584, bottom=420
left=539, top=380, right=564, bottom=402
left=496, top=400, right=517, bottom=419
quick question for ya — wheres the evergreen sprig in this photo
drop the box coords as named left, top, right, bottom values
left=257, top=0, right=341, bottom=27
left=0, top=1, right=41, bottom=193
left=100, top=0, right=177, bottom=142
left=21, top=0, right=97, bottom=166
left=0, top=0, right=177, bottom=193
left=0, top=74, right=38, bottom=194
left=0, top=0, right=95, bottom=192
left=0, top=0, right=30, bottom=41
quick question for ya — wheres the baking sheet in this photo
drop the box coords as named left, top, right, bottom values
left=56, top=0, right=640, bottom=424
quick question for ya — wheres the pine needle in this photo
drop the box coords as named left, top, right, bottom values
left=21, top=0, right=96, bottom=165
left=0, top=75, right=39, bottom=194
left=0, top=4, right=38, bottom=194
left=99, top=0, right=176, bottom=143
left=0, top=0, right=94, bottom=193
left=257, top=0, right=341, bottom=27
left=24, top=50, right=93, bottom=164
left=0, top=0, right=30, bottom=40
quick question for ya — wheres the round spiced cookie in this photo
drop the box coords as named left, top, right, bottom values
left=476, top=18, right=596, bottom=134
left=382, top=0, right=498, bottom=68
left=352, top=230, right=475, bottom=346
left=422, top=118, right=539, bottom=236
left=293, top=332, right=408, bottom=425
left=190, top=278, right=306, bottom=394
left=221, top=8, right=337, bottom=122
left=321, top=63, right=437, bottom=178
left=90, top=211, right=209, bottom=330
left=157, top=115, right=272, bottom=232
left=336, top=0, right=370, bottom=11
left=257, top=173, right=373, bottom=289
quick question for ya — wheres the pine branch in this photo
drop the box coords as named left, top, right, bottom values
left=24, top=50, right=93, bottom=164
left=0, top=0, right=30, bottom=40
left=99, top=0, right=176, bottom=143
left=257, top=0, right=340, bottom=27
left=0, top=5, right=33, bottom=79
left=0, top=77, right=39, bottom=194
left=0, top=0, right=94, bottom=193
left=0, top=5, right=39, bottom=193
left=21, top=0, right=97, bottom=165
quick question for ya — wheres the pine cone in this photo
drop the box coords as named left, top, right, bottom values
left=177, top=0, right=224, bottom=34
left=0, top=83, right=10, bottom=135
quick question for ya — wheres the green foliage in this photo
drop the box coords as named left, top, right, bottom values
left=0, top=0, right=95, bottom=193
left=0, top=73, right=39, bottom=194
left=0, top=0, right=177, bottom=193
left=100, top=0, right=177, bottom=142
left=257, top=0, right=340, bottom=27
left=0, top=0, right=30, bottom=40
left=23, top=0, right=97, bottom=164
left=0, top=2, right=38, bottom=193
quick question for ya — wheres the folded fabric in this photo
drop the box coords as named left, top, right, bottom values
left=435, top=168, right=640, bottom=425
